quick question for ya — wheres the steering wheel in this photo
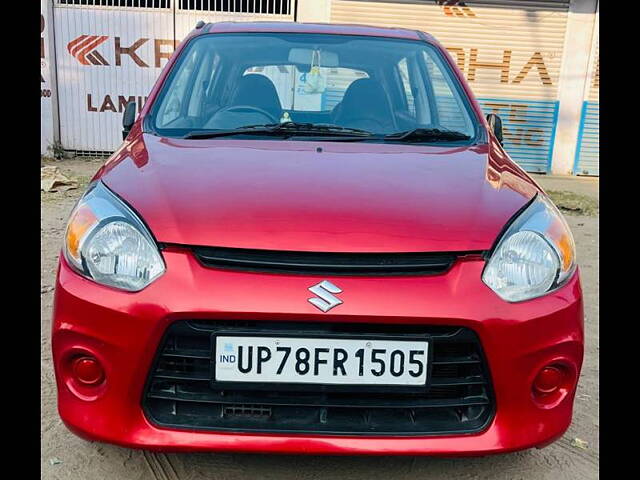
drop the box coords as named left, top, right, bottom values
left=215, top=105, right=279, bottom=124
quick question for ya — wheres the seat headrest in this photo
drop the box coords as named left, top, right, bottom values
left=230, top=74, right=282, bottom=119
left=334, top=78, right=394, bottom=131
left=341, top=79, right=389, bottom=115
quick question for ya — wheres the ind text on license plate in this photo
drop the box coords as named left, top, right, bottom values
left=214, top=335, right=429, bottom=386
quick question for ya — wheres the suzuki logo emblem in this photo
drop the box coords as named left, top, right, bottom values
left=308, top=280, right=343, bottom=313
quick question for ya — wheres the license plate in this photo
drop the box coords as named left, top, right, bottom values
left=213, top=335, right=429, bottom=386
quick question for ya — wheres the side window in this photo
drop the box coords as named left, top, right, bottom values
left=156, top=47, right=198, bottom=127
left=397, top=58, right=415, bottom=116
left=187, top=52, right=219, bottom=116
left=422, top=51, right=473, bottom=133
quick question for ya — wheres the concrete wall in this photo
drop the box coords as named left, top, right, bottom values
left=297, top=0, right=331, bottom=22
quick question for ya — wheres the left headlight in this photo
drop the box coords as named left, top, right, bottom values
left=482, top=193, right=576, bottom=302
left=63, top=181, right=165, bottom=291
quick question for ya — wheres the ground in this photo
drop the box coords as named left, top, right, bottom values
left=41, top=158, right=598, bottom=479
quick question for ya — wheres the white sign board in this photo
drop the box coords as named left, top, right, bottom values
left=50, top=3, right=295, bottom=153
left=53, top=6, right=174, bottom=151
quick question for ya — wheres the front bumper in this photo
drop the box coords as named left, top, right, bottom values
left=51, top=246, right=583, bottom=455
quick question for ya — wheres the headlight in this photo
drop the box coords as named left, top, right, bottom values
left=482, top=194, right=576, bottom=302
left=63, top=181, right=165, bottom=291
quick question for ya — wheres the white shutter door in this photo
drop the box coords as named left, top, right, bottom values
left=330, top=0, right=571, bottom=172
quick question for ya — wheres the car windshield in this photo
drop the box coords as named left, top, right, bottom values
left=147, top=33, right=477, bottom=142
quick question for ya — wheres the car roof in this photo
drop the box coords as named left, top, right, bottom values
left=200, top=21, right=434, bottom=43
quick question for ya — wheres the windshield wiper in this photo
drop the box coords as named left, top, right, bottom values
left=184, top=122, right=374, bottom=140
left=184, top=126, right=286, bottom=139
left=384, top=128, right=471, bottom=143
left=258, top=122, right=374, bottom=136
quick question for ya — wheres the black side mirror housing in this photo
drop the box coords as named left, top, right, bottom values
left=122, top=101, right=137, bottom=140
left=486, top=113, right=504, bottom=146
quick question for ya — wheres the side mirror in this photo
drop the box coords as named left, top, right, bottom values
left=122, top=101, right=136, bottom=140
left=486, top=113, right=504, bottom=146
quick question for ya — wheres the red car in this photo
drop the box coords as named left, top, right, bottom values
left=52, top=22, right=583, bottom=456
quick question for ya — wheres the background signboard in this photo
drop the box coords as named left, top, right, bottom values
left=53, top=3, right=175, bottom=153
left=52, top=0, right=294, bottom=153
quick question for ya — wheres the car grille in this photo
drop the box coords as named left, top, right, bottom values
left=191, top=246, right=472, bottom=276
left=143, top=320, right=495, bottom=436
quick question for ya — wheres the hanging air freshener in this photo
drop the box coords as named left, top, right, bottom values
left=304, top=49, right=327, bottom=94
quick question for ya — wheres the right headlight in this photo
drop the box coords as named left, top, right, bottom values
left=63, top=181, right=165, bottom=292
left=482, top=194, right=576, bottom=302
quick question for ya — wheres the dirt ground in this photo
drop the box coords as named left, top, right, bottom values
left=41, top=159, right=598, bottom=480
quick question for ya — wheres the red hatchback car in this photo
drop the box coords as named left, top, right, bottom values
left=52, top=22, right=583, bottom=456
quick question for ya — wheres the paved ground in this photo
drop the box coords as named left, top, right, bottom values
left=41, top=159, right=598, bottom=479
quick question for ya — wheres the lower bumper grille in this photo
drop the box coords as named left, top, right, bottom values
left=143, top=320, right=495, bottom=436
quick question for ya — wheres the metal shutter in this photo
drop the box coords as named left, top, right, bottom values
left=175, top=1, right=295, bottom=39
left=574, top=37, right=598, bottom=176
left=330, top=0, right=570, bottom=172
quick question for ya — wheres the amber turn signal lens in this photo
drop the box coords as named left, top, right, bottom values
left=66, top=205, right=98, bottom=262
left=547, top=216, right=575, bottom=273
left=557, top=233, right=574, bottom=272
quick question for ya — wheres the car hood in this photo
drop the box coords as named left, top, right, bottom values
left=98, top=134, right=540, bottom=253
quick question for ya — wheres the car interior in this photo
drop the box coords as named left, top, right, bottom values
left=152, top=34, right=472, bottom=136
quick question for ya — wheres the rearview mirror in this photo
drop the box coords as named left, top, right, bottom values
left=122, top=101, right=136, bottom=140
left=486, top=113, right=504, bottom=146
left=288, top=48, right=339, bottom=68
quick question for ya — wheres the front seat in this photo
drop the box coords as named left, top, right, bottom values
left=332, top=78, right=395, bottom=132
left=229, top=74, right=283, bottom=120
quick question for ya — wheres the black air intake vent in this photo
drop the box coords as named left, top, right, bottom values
left=191, top=247, right=474, bottom=276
